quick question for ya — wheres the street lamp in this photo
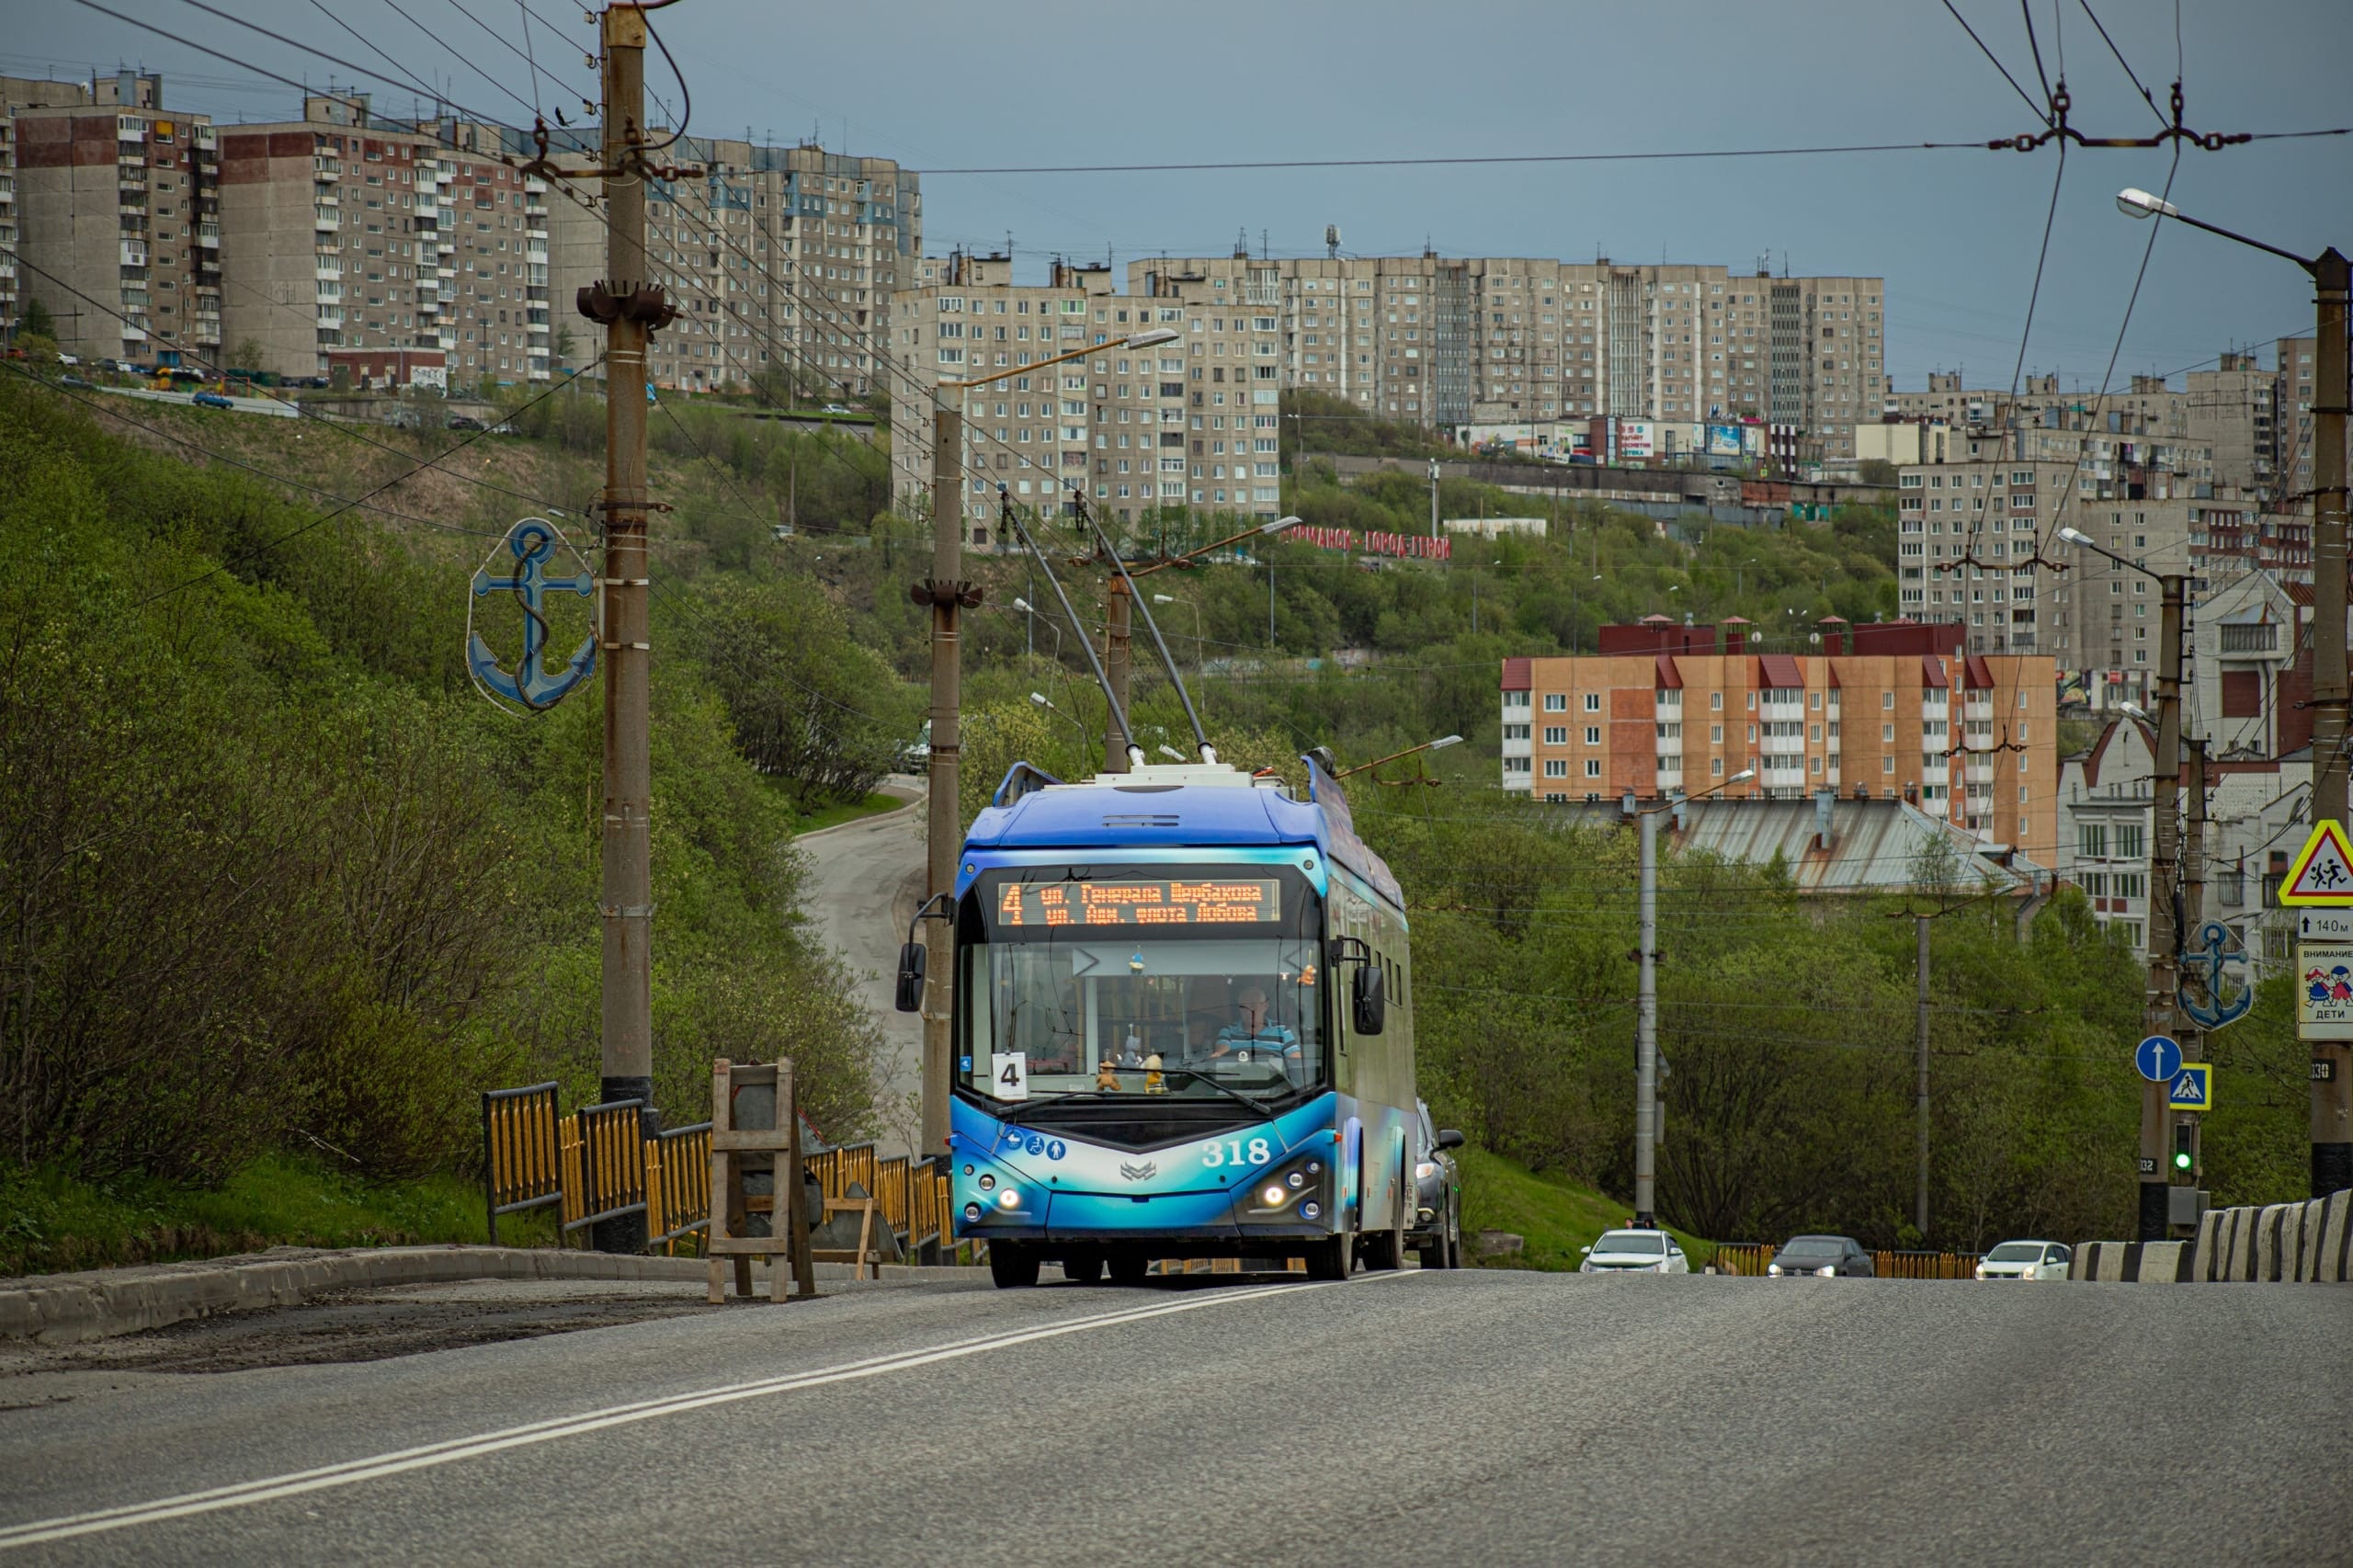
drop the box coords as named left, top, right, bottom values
left=1334, top=733, right=1462, bottom=781
left=1628, top=767, right=1756, bottom=1229
left=2120, top=191, right=2352, bottom=1200
left=1151, top=591, right=1206, bottom=714
left=915, top=326, right=1182, bottom=1154
left=1010, top=596, right=1063, bottom=665
left=2059, top=523, right=2191, bottom=1238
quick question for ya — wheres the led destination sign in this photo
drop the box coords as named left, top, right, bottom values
left=997, top=880, right=1281, bottom=926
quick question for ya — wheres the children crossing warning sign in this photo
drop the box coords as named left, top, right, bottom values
left=2279, top=820, right=2353, bottom=905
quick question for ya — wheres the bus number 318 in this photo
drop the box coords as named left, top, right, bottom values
left=1200, top=1138, right=1272, bottom=1168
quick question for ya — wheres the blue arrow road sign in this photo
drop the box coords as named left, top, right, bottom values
left=2135, top=1034, right=2183, bottom=1083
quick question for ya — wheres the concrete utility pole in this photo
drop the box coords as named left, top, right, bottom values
left=1634, top=805, right=1661, bottom=1230
left=918, top=399, right=971, bottom=1165
left=593, top=3, right=655, bottom=1253
left=2142, top=572, right=2187, bottom=1243
left=1102, top=574, right=1131, bottom=775
left=1428, top=458, right=1440, bottom=539
left=1628, top=767, right=1751, bottom=1229
left=2312, top=251, right=2351, bottom=1197
left=1915, top=915, right=1931, bottom=1241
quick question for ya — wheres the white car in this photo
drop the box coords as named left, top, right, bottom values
left=1975, top=1240, right=2071, bottom=1280
left=1579, top=1229, right=1689, bottom=1274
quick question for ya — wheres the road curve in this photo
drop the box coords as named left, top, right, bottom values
left=793, top=779, right=926, bottom=1155
left=0, top=1271, right=2340, bottom=1566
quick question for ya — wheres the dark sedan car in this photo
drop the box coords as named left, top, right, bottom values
left=190, top=391, right=235, bottom=409
left=1768, top=1234, right=1874, bottom=1278
left=1406, top=1100, right=1465, bottom=1268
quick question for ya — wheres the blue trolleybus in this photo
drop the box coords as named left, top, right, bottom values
left=929, top=755, right=1417, bottom=1288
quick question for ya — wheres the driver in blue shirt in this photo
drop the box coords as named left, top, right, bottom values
left=1210, top=984, right=1300, bottom=1075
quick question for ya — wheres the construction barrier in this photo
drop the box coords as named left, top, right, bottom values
left=480, top=1082, right=563, bottom=1247
left=2075, top=1190, right=2353, bottom=1283
left=645, top=1121, right=712, bottom=1254
left=484, top=1085, right=954, bottom=1262
left=1708, top=1244, right=1983, bottom=1278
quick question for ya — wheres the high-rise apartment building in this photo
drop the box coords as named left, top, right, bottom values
left=0, top=74, right=98, bottom=344
left=891, top=252, right=1282, bottom=530
left=543, top=133, right=916, bottom=397
left=1498, top=618, right=2057, bottom=864
left=1125, top=253, right=1885, bottom=456
left=11, top=72, right=219, bottom=367
left=2186, top=351, right=2280, bottom=500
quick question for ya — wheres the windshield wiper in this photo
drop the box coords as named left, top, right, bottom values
left=1160, top=1069, right=1279, bottom=1122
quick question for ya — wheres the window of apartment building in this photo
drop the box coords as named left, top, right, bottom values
left=1543, top=760, right=1568, bottom=778
left=1542, top=693, right=1567, bottom=712
left=1584, top=760, right=1602, bottom=778
left=1581, top=693, right=1601, bottom=712
left=1542, top=726, right=1567, bottom=745
left=1503, top=690, right=1530, bottom=710
left=1584, top=726, right=1601, bottom=745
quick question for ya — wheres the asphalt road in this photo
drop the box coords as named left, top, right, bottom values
left=794, top=778, right=926, bottom=1156
left=0, top=1269, right=2343, bottom=1566
left=94, top=385, right=300, bottom=418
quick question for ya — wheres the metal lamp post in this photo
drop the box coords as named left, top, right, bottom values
left=2118, top=188, right=2350, bottom=1198
left=915, top=325, right=1183, bottom=1162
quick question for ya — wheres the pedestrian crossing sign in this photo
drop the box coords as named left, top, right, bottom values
left=2167, top=1063, right=2213, bottom=1111
left=2279, top=820, right=2353, bottom=905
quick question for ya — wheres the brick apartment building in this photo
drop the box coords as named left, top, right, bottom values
left=1500, top=618, right=2057, bottom=867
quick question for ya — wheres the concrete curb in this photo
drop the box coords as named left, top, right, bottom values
left=0, top=1245, right=983, bottom=1345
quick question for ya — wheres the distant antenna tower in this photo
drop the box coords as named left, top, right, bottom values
left=1324, top=223, right=1341, bottom=260
left=1234, top=225, right=1248, bottom=260
left=1259, top=228, right=1269, bottom=260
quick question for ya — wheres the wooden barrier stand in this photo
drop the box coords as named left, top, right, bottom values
left=705, top=1059, right=818, bottom=1303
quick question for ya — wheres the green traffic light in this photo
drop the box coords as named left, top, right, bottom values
left=2173, top=1149, right=2194, bottom=1170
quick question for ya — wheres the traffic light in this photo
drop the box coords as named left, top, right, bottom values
left=2172, top=1119, right=2196, bottom=1174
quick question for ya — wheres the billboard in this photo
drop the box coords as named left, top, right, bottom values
left=1617, top=419, right=1654, bottom=460
left=411, top=364, right=449, bottom=392
left=1706, top=423, right=1744, bottom=457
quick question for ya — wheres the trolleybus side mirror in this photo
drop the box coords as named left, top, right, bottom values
left=1436, top=1129, right=1465, bottom=1151
left=894, top=942, right=927, bottom=1013
left=1351, top=961, right=1386, bottom=1036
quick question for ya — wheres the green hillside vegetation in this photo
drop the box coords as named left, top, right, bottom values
left=1459, top=1147, right=1715, bottom=1272
left=0, top=375, right=905, bottom=1225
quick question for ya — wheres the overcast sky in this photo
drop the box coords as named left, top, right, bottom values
left=17, top=0, right=2349, bottom=392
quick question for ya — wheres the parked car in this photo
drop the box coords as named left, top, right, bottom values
left=58, top=374, right=92, bottom=389
left=821, top=402, right=855, bottom=415
left=1974, top=1240, right=2070, bottom=1280
left=1406, top=1101, right=1465, bottom=1268
left=896, top=719, right=931, bottom=774
left=190, top=391, right=235, bottom=409
left=1580, top=1229, right=1690, bottom=1274
left=54, top=352, right=79, bottom=367
left=447, top=414, right=485, bottom=430
left=1768, top=1234, right=1874, bottom=1278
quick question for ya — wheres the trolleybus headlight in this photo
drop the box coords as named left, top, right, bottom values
left=978, top=1173, right=995, bottom=1191
left=1302, top=1201, right=1322, bottom=1221
left=1262, top=1185, right=1287, bottom=1208
left=997, top=1187, right=1021, bottom=1210
left=963, top=1203, right=983, bottom=1222
left=1286, top=1172, right=1305, bottom=1189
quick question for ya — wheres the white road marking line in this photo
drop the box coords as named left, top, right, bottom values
left=0, top=1278, right=1352, bottom=1549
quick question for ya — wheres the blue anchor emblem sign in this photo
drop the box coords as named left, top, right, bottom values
left=467, top=517, right=597, bottom=712
left=2178, top=920, right=2252, bottom=1030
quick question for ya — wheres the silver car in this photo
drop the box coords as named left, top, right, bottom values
left=1975, top=1240, right=2071, bottom=1280
left=1579, top=1229, right=1689, bottom=1274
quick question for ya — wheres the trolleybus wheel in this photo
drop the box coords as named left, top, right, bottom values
left=1303, top=1233, right=1351, bottom=1281
left=1062, top=1251, right=1104, bottom=1285
left=989, top=1242, right=1040, bottom=1289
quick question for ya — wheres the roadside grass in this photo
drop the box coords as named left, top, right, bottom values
left=788, top=790, right=909, bottom=835
left=1458, top=1146, right=1715, bottom=1272
left=0, top=1155, right=551, bottom=1279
